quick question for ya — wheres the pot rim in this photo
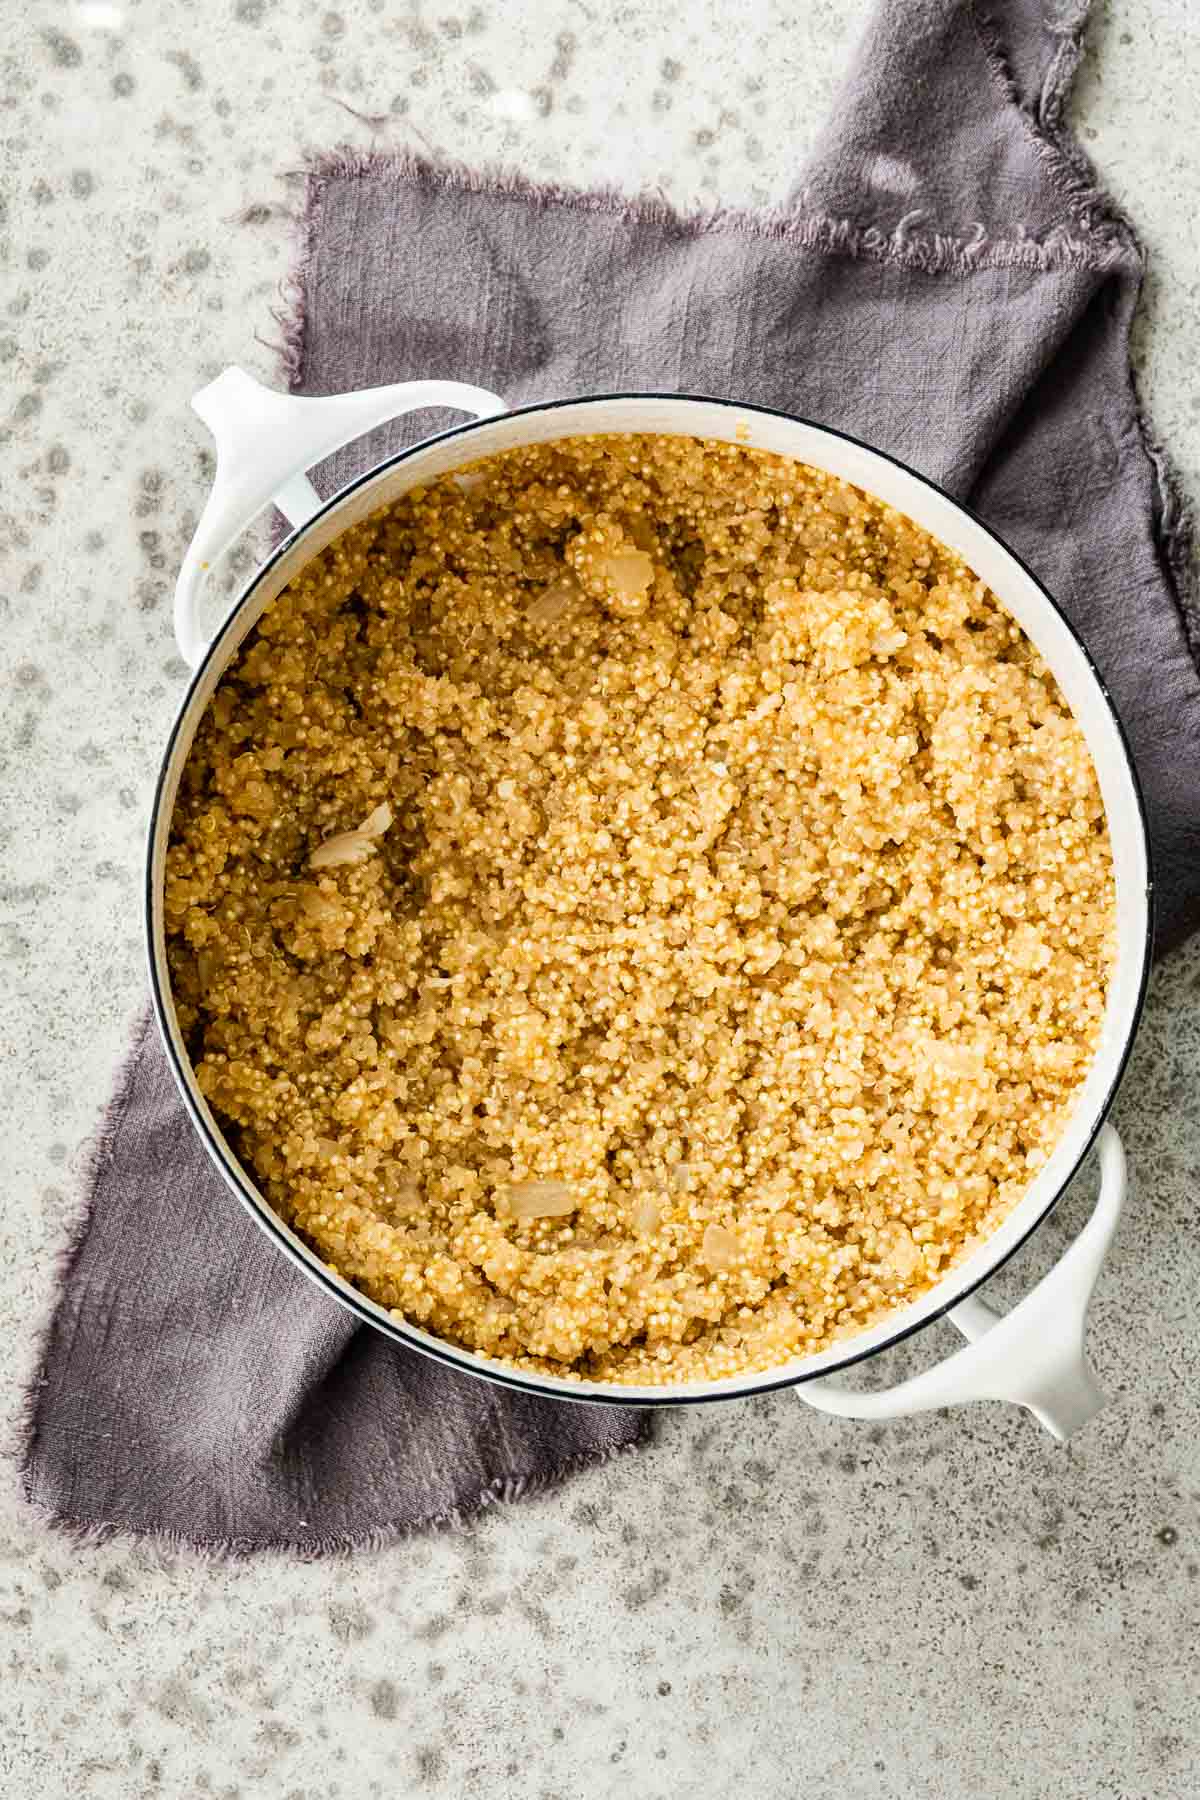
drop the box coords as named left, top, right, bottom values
left=146, top=389, right=1154, bottom=1408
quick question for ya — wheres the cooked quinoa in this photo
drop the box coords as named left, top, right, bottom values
left=165, top=434, right=1115, bottom=1385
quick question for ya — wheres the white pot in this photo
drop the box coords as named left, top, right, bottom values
left=148, top=371, right=1152, bottom=1439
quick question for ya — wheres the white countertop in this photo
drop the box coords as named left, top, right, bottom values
left=4, top=2, right=1199, bottom=1795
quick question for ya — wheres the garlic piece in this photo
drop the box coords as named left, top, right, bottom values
left=309, top=801, right=394, bottom=870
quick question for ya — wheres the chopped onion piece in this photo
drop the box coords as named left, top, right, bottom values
left=632, top=1195, right=661, bottom=1236
left=526, top=575, right=581, bottom=626
left=670, top=1163, right=693, bottom=1192
left=701, top=1223, right=740, bottom=1272
left=504, top=1179, right=576, bottom=1219
left=377, top=1176, right=423, bottom=1225
left=599, top=548, right=654, bottom=608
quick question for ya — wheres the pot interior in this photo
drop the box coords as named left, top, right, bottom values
left=148, top=395, right=1151, bottom=1405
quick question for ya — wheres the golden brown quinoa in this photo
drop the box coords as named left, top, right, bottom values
left=166, top=434, right=1115, bottom=1385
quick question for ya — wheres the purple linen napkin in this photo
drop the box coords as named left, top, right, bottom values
left=22, top=0, right=1200, bottom=1553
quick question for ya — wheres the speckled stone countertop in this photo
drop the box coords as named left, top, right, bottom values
left=3, top=2, right=1199, bottom=1795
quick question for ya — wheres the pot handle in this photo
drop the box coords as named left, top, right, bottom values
left=173, top=368, right=507, bottom=669
left=796, top=1123, right=1125, bottom=1441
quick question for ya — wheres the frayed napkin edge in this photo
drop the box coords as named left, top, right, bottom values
left=16, top=1425, right=651, bottom=1564
left=11, top=1009, right=155, bottom=1498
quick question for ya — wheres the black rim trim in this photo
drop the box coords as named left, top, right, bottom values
left=145, top=390, right=1155, bottom=1409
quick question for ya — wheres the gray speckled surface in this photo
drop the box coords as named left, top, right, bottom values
left=3, top=2, right=1199, bottom=1795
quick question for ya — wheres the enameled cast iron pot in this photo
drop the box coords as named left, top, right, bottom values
left=149, top=370, right=1152, bottom=1440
